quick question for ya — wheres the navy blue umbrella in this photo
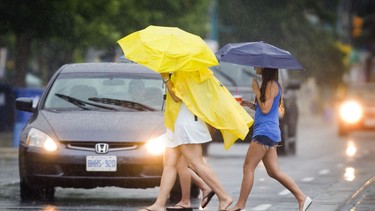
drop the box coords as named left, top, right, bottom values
left=216, top=41, right=304, bottom=70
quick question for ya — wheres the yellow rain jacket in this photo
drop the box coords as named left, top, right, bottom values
left=164, top=68, right=254, bottom=149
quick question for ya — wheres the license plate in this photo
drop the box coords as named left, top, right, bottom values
left=86, top=156, right=117, bottom=172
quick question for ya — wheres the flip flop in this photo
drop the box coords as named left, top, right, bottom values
left=200, top=191, right=215, bottom=209
left=166, top=204, right=193, bottom=211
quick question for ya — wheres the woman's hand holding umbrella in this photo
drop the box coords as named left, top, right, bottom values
left=160, top=73, right=170, bottom=82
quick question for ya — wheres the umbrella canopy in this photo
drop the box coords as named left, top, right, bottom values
left=117, top=25, right=218, bottom=73
left=216, top=41, right=304, bottom=70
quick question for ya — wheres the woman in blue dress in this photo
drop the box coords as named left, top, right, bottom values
left=229, top=67, right=312, bottom=211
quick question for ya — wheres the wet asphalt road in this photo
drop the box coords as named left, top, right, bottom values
left=0, top=114, right=375, bottom=211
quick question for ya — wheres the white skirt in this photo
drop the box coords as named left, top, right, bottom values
left=165, top=103, right=212, bottom=148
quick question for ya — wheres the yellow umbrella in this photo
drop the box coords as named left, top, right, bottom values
left=117, top=25, right=218, bottom=73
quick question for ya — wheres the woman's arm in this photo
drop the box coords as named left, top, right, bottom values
left=161, top=73, right=181, bottom=103
left=242, top=100, right=256, bottom=110
left=252, top=79, right=278, bottom=114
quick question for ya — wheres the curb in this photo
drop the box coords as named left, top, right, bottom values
left=337, top=176, right=375, bottom=211
left=0, top=147, right=18, bottom=159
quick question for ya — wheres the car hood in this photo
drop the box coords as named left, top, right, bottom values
left=40, top=110, right=165, bottom=142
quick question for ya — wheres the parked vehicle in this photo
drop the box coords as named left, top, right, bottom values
left=15, top=62, right=198, bottom=200
left=337, top=83, right=375, bottom=136
left=204, top=63, right=301, bottom=155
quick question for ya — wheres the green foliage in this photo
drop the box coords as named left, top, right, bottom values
left=217, top=0, right=345, bottom=88
left=0, top=0, right=212, bottom=85
left=113, top=0, right=211, bottom=37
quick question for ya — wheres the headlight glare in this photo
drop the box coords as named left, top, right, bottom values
left=145, top=134, right=166, bottom=155
left=339, top=101, right=363, bottom=123
left=27, top=128, right=58, bottom=152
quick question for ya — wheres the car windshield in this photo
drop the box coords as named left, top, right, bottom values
left=43, top=72, right=165, bottom=111
left=210, top=63, right=261, bottom=87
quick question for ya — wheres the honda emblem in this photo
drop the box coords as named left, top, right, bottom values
left=95, top=143, right=109, bottom=154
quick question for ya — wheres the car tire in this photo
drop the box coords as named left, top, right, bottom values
left=20, top=181, right=55, bottom=201
left=278, top=119, right=289, bottom=155
left=289, top=139, right=296, bottom=155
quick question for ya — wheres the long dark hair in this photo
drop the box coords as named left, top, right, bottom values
left=259, top=68, right=279, bottom=103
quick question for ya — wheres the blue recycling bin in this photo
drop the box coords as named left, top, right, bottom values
left=12, top=87, right=44, bottom=147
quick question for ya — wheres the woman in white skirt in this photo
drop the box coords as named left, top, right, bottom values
left=138, top=73, right=233, bottom=211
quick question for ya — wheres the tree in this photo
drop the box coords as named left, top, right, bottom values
left=0, top=0, right=212, bottom=86
left=217, top=0, right=345, bottom=89
left=0, top=0, right=72, bottom=86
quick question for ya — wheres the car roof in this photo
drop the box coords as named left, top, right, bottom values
left=59, top=62, right=158, bottom=75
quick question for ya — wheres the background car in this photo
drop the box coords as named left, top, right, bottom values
left=337, top=83, right=375, bottom=136
left=15, top=62, right=198, bottom=200
left=204, top=63, right=301, bottom=155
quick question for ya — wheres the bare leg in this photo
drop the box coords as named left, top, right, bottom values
left=173, top=157, right=192, bottom=208
left=138, top=148, right=181, bottom=211
left=262, top=147, right=307, bottom=211
left=229, top=142, right=266, bottom=211
left=180, top=144, right=233, bottom=210
left=188, top=167, right=213, bottom=208
left=189, top=167, right=213, bottom=198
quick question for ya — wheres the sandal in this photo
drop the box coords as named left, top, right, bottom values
left=200, top=191, right=215, bottom=209
left=166, top=204, right=193, bottom=211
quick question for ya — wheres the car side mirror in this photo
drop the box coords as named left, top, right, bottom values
left=286, top=80, right=301, bottom=90
left=15, top=97, right=34, bottom=112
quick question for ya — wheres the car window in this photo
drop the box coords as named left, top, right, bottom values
left=43, top=72, right=165, bottom=111
left=211, top=63, right=261, bottom=87
left=212, top=63, right=289, bottom=90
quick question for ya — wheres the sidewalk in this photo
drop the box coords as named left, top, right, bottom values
left=0, top=131, right=14, bottom=148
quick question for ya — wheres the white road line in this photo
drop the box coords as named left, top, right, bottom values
left=301, top=177, right=315, bottom=182
left=251, top=204, right=272, bottom=210
left=278, top=189, right=291, bottom=196
left=318, top=169, right=330, bottom=175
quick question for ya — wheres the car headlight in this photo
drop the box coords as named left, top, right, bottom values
left=339, top=101, right=363, bottom=124
left=26, top=128, right=58, bottom=152
left=145, top=134, right=166, bottom=155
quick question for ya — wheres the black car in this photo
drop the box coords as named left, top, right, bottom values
left=205, top=63, right=300, bottom=155
left=16, top=62, right=175, bottom=200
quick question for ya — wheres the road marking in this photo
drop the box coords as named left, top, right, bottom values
left=301, top=177, right=315, bottom=182
left=318, top=169, right=330, bottom=175
left=251, top=204, right=272, bottom=210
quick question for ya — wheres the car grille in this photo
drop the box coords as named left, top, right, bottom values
left=29, top=163, right=163, bottom=177
left=64, top=142, right=140, bottom=152
left=62, top=164, right=161, bottom=177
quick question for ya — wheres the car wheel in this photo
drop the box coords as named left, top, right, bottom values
left=278, top=120, right=289, bottom=155
left=20, top=181, right=55, bottom=201
left=289, top=139, right=296, bottom=155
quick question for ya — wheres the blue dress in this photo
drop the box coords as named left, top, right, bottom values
left=252, top=81, right=282, bottom=142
